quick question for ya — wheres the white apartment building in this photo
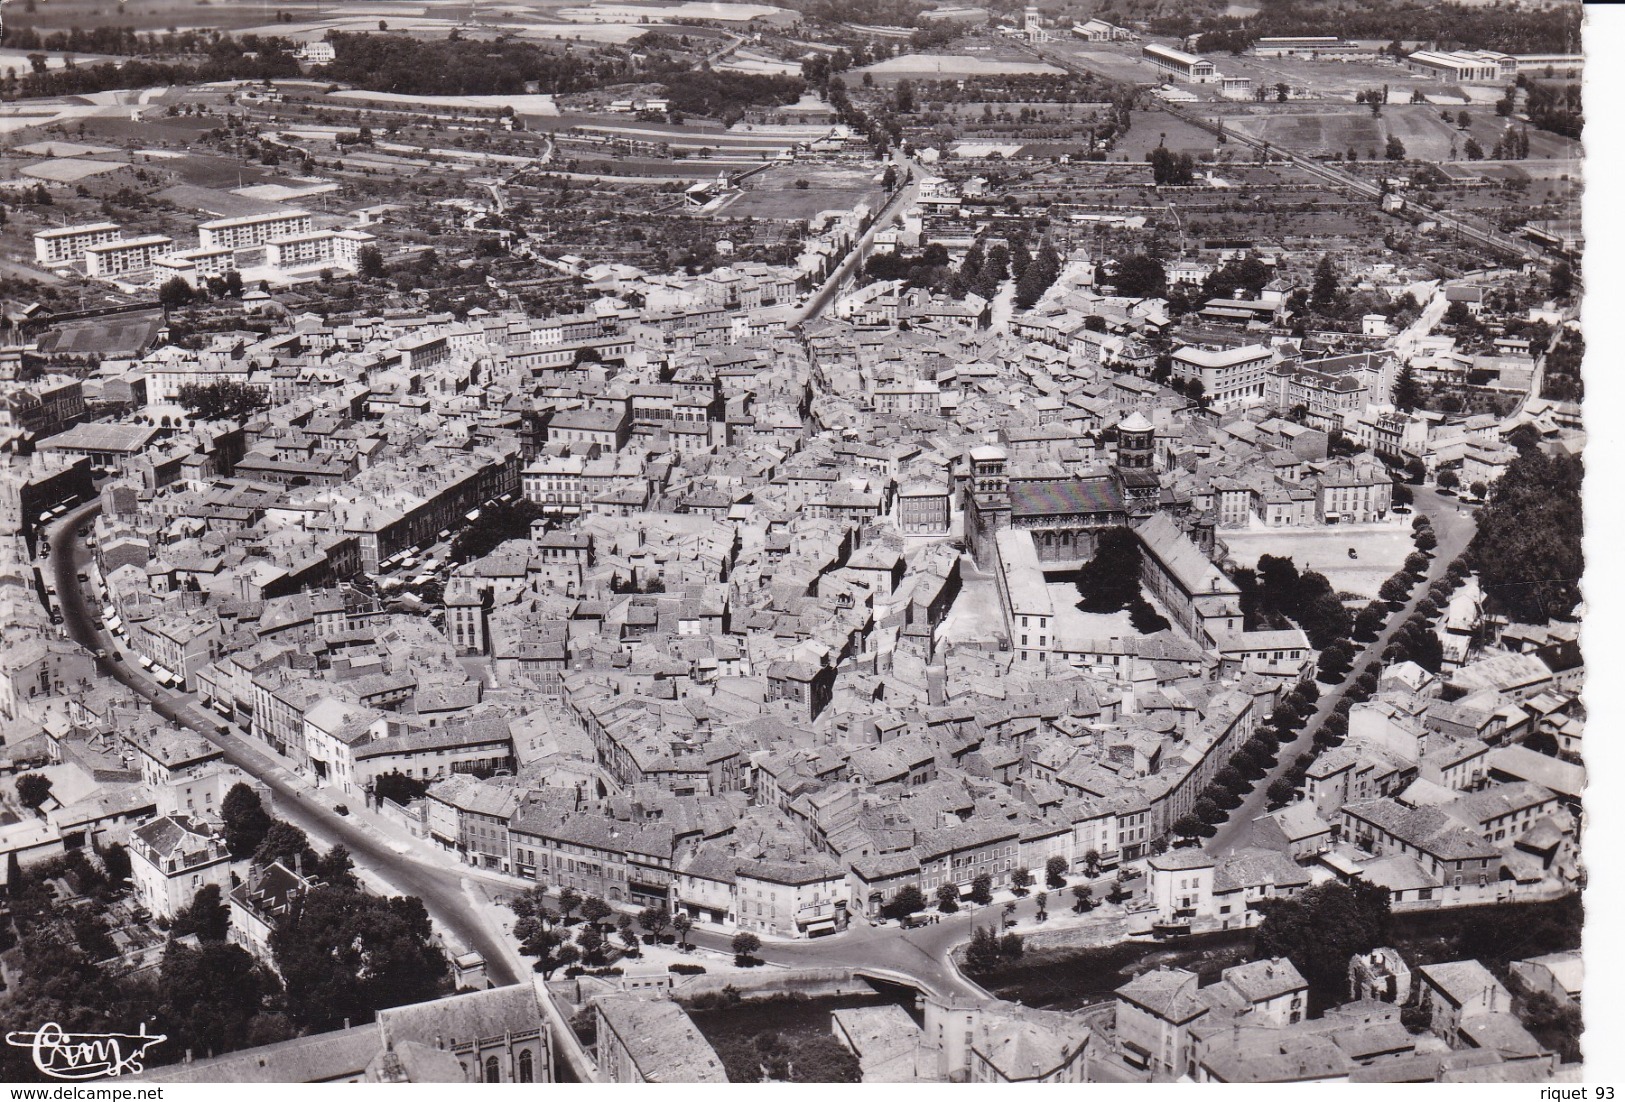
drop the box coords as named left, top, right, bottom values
left=267, top=228, right=377, bottom=271
left=198, top=209, right=313, bottom=251
left=34, top=222, right=122, bottom=264
left=1171, top=344, right=1273, bottom=410
left=267, top=231, right=338, bottom=269
left=84, top=234, right=174, bottom=279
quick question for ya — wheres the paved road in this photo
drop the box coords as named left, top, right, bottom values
left=791, top=157, right=924, bottom=326
left=46, top=501, right=520, bottom=987
left=1210, top=485, right=1477, bottom=853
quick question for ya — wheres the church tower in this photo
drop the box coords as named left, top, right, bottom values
left=1113, top=411, right=1161, bottom=516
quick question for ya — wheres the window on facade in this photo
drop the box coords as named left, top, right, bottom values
left=519, top=1050, right=534, bottom=1083
left=485, top=1055, right=500, bottom=1082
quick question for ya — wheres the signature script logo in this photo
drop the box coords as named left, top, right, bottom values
left=5, top=1022, right=167, bottom=1080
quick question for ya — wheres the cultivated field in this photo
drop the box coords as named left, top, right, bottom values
left=556, top=0, right=792, bottom=21
left=852, top=53, right=1068, bottom=81
left=1220, top=103, right=1580, bottom=166
left=1111, top=109, right=1224, bottom=159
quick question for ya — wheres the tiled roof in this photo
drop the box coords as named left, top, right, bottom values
left=1008, top=476, right=1124, bottom=518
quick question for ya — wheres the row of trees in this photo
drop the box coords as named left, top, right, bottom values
left=1172, top=692, right=1302, bottom=842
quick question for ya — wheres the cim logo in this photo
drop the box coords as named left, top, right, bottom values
left=5, top=1023, right=167, bottom=1080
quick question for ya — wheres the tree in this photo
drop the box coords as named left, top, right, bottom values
left=158, top=276, right=193, bottom=310
left=883, top=884, right=927, bottom=919
left=222, top=784, right=273, bottom=859
left=253, top=821, right=319, bottom=874
left=1254, top=880, right=1391, bottom=1011
left=1111, top=254, right=1165, bottom=298
left=1311, top=254, right=1338, bottom=307
left=1392, top=362, right=1421, bottom=411
left=1416, top=529, right=1438, bottom=553
left=1354, top=604, right=1387, bottom=641
left=316, top=845, right=359, bottom=893
left=158, top=940, right=282, bottom=1063
left=936, top=883, right=960, bottom=913
left=1172, top=813, right=1206, bottom=841
left=558, top=887, right=583, bottom=921
left=636, top=903, right=667, bottom=936
left=271, top=887, right=448, bottom=1031
left=1385, top=135, right=1406, bottom=160
left=1267, top=777, right=1297, bottom=807
left=101, top=842, right=131, bottom=888
left=372, top=771, right=429, bottom=808
left=177, top=381, right=268, bottom=423
left=1469, top=449, right=1581, bottom=623
left=1437, top=470, right=1460, bottom=491
left=1379, top=575, right=1411, bottom=605
left=1147, top=147, right=1195, bottom=186
left=14, top=773, right=51, bottom=811
left=176, top=882, right=230, bottom=942
left=1071, top=884, right=1093, bottom=912
left=1463, top=138, right=1484, bottom=161
left=1045, top=855, right=1067, bottom=890
left=1550, top=261, right=1573, bottom=300
left=577, top=925, right=605, bottom=964
left=673, top=912, right=693, bottom=949
left=894, top=78, right=914, bottom=113
left=731, top=931, right=761, bottom=964
left=1009, top=867, right=1033, bottom=897
left=970, top=873, right=993, bottom=906
left=1034, top=891, right=1048, bottom=918
left=357, top=244, right=386, bottom=279
left=580, top=896, right=613, bottom=928
left=1083, top=850, right=1102, bottom=878
left=1075, top=528, right=1142, bottom=613
left=965, top=926, right=1003, bottom=972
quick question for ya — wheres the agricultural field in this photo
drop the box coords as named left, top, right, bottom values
left=1043, top=41, right=1155, bottom=85
left=851, top=53, right=1068, bottom=84
left=555, top=0, right=793, bottom=21
left=1110, top=110, right=1224, bottom=160
left=1219, top=102, right=1580, bottom=166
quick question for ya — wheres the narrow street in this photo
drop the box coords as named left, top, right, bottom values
left=1209, top=485, right=1477, bottom=854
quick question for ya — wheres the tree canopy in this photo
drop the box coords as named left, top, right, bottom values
left=177, top=381, right=268, bottom=423
left=1254, top=880, right=1391, bottom=1012
left=1469, top=448, right=1582, bottom=623
left=222, top=783, right=273, bottom=859
left=270, top=886, right=448, bottom=1031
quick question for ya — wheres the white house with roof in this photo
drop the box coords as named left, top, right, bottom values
left=129, top=812, right=233, bottom=920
